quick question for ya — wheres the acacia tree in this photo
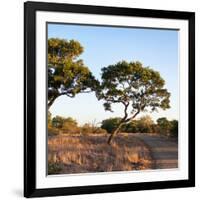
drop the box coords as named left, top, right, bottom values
left=48, top=38, right=98, bottom=109
left=97, top=61, right=171, bottom=144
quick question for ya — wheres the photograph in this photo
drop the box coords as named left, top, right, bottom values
left=47, top=23, right=179, bottom=175
left=24, top=1, right=195, bottom=197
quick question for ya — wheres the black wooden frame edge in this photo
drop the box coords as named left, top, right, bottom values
left=188, top=11, right=195, bottom=187
left=28, top=180, right=194, bottom=198
left=25, top=1, right=194, bottom=19
left=24, top=2, right=36, bottom=197
left=24, top=1, right=195, bottom=198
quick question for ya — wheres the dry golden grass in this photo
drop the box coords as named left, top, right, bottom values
left=48, top=133, right=153, bottom=174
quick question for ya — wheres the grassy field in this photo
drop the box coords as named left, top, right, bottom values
left=48, top=132, right=153, bottom=175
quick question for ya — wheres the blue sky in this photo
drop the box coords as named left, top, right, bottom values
left=48, top=23, right=178, bottom=125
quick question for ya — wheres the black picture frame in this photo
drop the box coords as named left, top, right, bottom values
left=24, top=1, right=195, bottom=198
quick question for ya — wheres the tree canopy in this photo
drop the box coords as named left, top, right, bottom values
left=48, top=38, right=98, bottom=109
left=101, top=116, right=178, bottom=137
left=157, top=117, right=178, bottom=137
left=97, top=61, right=171, bottom=144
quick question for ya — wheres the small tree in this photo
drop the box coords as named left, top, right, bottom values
left=156, top=117, right=171, bottom=136
left=97, top=61, right=170, bottom=144
left=48, top=38, right=98, bottom=109
left=52, top=115, right=65, bottom=129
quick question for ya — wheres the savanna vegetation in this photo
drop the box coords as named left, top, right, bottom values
left=48, top=114, right=178, bottom=174
left=47, top=38, right=178, bottom=174
left=48, top=133, right=153, bottom=174
left=101, top=116, right=178, bottom=138
left=48, top=114, right=178, bottom=138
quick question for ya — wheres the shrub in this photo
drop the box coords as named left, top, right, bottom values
left=94, top=127, right=107, bottom=134
left=52, top=116, right=65, bottom=128
left=169, top=120, right=178, bottom=138
left=62, top=118, right=80, bottom=134
left=81, top=123, right=107, bottom=135
left=48, top=162, right=62, bottom=174
left=156, top=118, right=178, bottom=137
left=122, top=120, right=138, bottom=133
left=101, top=118, right=121, bottom=133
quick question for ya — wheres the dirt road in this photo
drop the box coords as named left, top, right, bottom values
left=134, top=133, right=178, bottom=169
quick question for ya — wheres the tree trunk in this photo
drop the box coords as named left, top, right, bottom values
left=48, top=96, right=57, bottom=110
left=107, top=123, right=123, bottom=145
left=107, top=110, right=140, bottom=145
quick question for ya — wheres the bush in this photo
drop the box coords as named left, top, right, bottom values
left=50, top=116, right=80, bottom=134
left=81, top=123, right=93, bottom=134
left=81, top=123, right=107, bottom=135
left=62, top=119, right=80, bottom=134
left=111, top=115, right=154, bottom=134
left=156, top=118, right=178, bottom=137
left=94, top=127, right=107, bottom=134
left=101, top=118, right=121, bottom=133
left=136, top=115, right=154, bottom=133
left=48, top=162, right=62, bottom=174
left=122, top=121, right=138, bottom=133
left=169, top=120, right=178, bottom=138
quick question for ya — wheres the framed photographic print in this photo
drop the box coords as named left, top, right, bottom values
left=24, top=1, right=195, bottom=198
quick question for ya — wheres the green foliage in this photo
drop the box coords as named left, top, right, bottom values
left=97, top=61, right=170, bottom=115
left=51, top=116, right=80, bottom=134
left=63, top=117, right=78, bottom=127
left=97, top=60, right=171, bottom=143
left=52, top=115, right=65, bottom=128
left=101, top=115, right=178, bottom=137
left=156, top=118, right=178, bottom=137
left=170, top=120, right=178, bottom=137
left=102, top=115, right=154, bottom=134
left=101, top=118, right=122, bottom=133
left=48, top=38, right=99, bottom=108
left=156, top=117, right=172, bottom=136
left=50, top=116, right=107, bottom=135
left=123, top=120, right=139, bottom=133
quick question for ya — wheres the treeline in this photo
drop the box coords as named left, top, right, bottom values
left=48, top=113, right=107, bottom=135
left=48, top=112, right=178, bottom=138
left=101, top=115, right=178, bottom=138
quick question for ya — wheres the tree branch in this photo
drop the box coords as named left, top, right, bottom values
left=125, top=109, right=140, bottom=123
left=121, top=102, right=129, bottom=122
left=80, top=90, right=92, bottom=94
left=48, top=96, right=57, bottom=109
left=105, top=96, right=124, bottom=104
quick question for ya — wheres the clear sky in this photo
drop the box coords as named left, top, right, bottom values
left=48, top=23, right=179, bottom=125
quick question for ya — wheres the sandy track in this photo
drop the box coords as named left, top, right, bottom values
left=134, top=133, right=178, bottom=169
